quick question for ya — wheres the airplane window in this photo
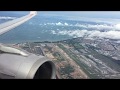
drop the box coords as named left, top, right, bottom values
left=0, top=11, right=120, bottom=79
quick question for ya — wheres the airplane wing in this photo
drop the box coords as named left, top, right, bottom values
left=0, top=11, right=56, bottom=79
left=0, top=11, right=37, bottom=35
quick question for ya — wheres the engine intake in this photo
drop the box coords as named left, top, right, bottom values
left=0, top=53, right=56, bottom=79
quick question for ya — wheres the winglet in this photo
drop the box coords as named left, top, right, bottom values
left=30, top=11, right=37, bottom=15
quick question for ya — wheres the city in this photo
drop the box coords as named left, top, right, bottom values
left=9, top=37, right=120, bottom=79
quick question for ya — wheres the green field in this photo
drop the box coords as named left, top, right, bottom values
left=53, top=52, right=65, bottom=61
left=60, top=64, right=75, bottom=79
left=57, top=43, right=101, bottom=78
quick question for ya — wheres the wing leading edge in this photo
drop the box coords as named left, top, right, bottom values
left=0, top=11, right=37, bottom=35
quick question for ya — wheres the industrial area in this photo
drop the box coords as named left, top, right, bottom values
left=9, top=37, right=120, bottom=79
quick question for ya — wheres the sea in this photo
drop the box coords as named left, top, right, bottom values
left=0, top=11, right=113, bottom=44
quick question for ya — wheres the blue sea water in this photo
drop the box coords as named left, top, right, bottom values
left=0, top=11, right=109, bottom=44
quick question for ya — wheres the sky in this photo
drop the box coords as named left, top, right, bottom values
left=1, top=11, right=120, bottom=18
left=36, top=11, right=120, bottom=24
left=38, top=11, right=120, bottom=40
left=38, top=11, right=120, bottom=18
left=1, top=11, right=120, bottom=41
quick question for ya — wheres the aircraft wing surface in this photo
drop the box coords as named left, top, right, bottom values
left=0, top=11, right=37, bottom=35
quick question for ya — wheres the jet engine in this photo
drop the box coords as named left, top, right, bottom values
left=0, top=44, right=56, bottom=79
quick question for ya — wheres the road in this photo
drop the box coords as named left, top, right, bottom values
left=0, top=11, right=37, bottom=35
left=54, top=44, right=89, bottom=78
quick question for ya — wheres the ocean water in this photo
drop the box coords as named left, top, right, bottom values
left=0, top=11, right=117, bottom=44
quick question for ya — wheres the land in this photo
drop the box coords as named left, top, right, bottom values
left=11, top=37, right=120, bottom=79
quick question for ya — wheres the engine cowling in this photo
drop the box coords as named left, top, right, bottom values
left=0, top=53, right=56, bottom=79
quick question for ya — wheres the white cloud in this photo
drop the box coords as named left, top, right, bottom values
left=0, top=16, right=16, bottom=20
left=43, top=22, right=120, bottom=31
left=99, top=31, right=120, bottom=39
left=114, top=24, right=120, bottom=30
left=47, top=21, right=120, bottom=40
left=51, top=29, right=120, bottom=39
left=64, top=22, right=68, bottom=26
left=75, top=24, right=114, bottom=30
left=51, top=30, right=57, bottom=34
left=56, top=22, right=63, bottom=25
left=46, top=22, right=69, bottom=26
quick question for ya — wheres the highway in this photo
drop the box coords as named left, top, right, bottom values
left=0, top=11, right=37, bottom=35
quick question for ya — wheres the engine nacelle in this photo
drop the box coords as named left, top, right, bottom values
left=0, top=52, right=56, bottom=79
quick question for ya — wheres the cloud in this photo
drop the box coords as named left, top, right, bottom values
left=51, top=30, right=57, bottom=34
left=114, top=24, right=120, bottom=30
left=75, top=23, right=120, bottom=31
left=56, top=22, right=63, bottom=25
left=47, top=21, right=120, bottom=40
left=51, top=29, right=120, bottom=39
left=57, top=30, right=89, bottom=37
left=64, top=22, right=68, bottom=26
left=0, top=16, right=16, bottom=20
left=43, top=22, right=120, bottom=31
left=75, top=24, right=114, bottom=30
left=98, top=31, right=120, bottom=39
left=45, top=22, right=69, bottom=26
